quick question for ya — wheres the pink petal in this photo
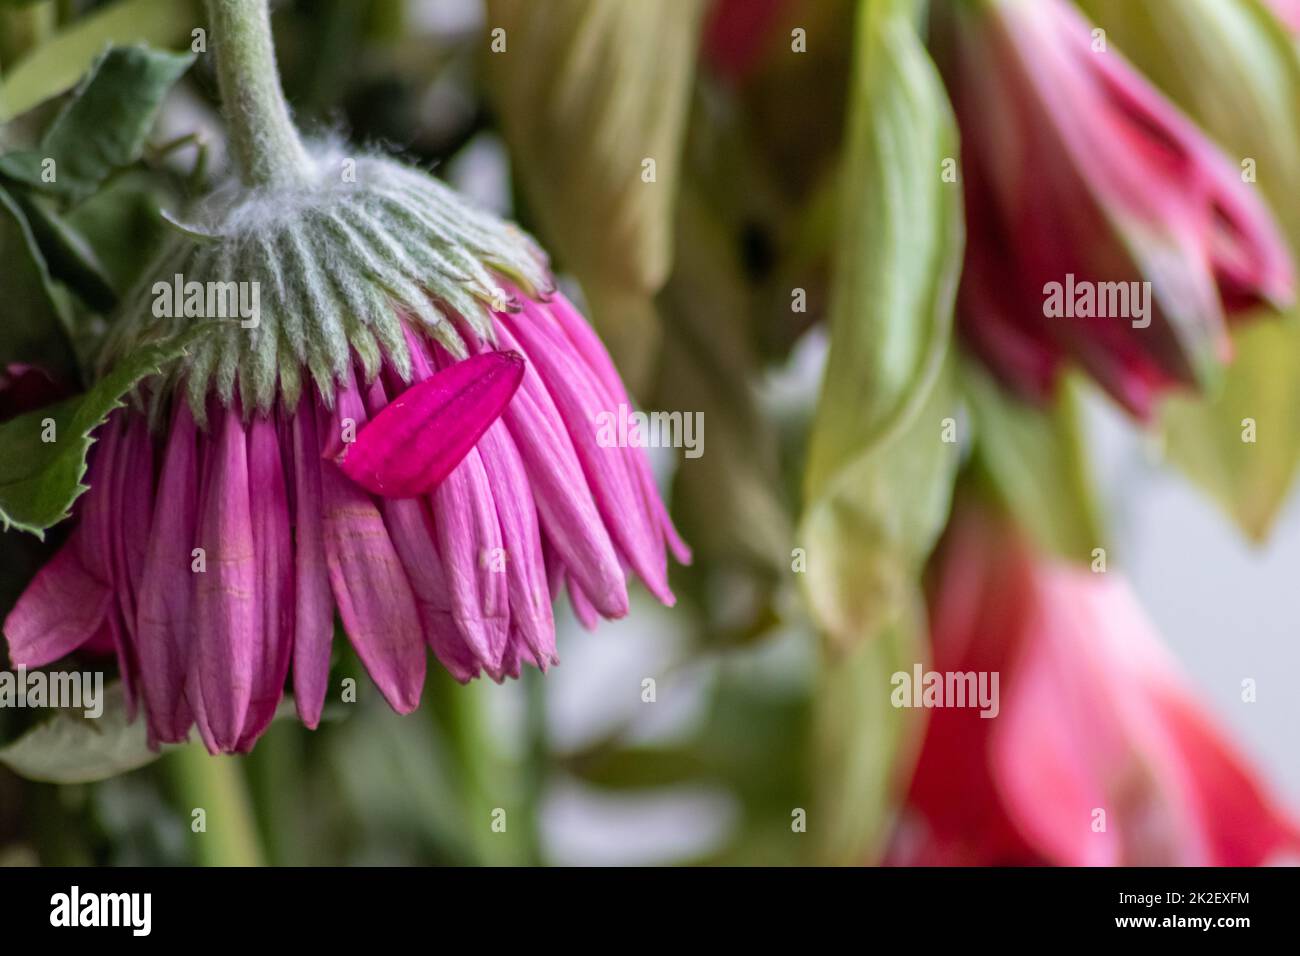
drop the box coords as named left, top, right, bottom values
left=79, top=412, right=141, bottom=717
left=112, top=416, right=154, bottom=629
left=387, top=495, right=483, bottom=684
left=547, top=292, right=691, bottom=563
left=1149, top=682, right=1300, bottom=865
left=190, top=404, right=258, bottom=753
left=479, top=323, right=629, bottom=619
left=358, top=365, right=483, bottom=683
left=3, top=531, right=113, bottom=667
left=135, top=399, right=200, bottom=743
left=500, top=307, right=674, bottom=605
left=475, top=421, right=556, bottom=669
left=991, top=568, right=1297, bottom=866
left=989, top=578, right=1135, bottom=866
left=291, top=399, right=335, bottom=729
left=337, top=350, right=525, bottom=498
left=566, top=576, right=601, bottom=631
left=234, top=415, right=294, bottom=751
left=317, top=397, right=426, bottom=713
left=430, top=447, right=510, bottom=674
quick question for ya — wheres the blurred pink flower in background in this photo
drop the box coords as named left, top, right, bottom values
left=892, top=497, right=1300, bottom=866
left=1266, top=0, right=1300, bottom=34
left=701, top=0, right=790, bottom=81
left=3, top=293, right=688, bottom=754
left=933, top=0, right=1293, bottom=419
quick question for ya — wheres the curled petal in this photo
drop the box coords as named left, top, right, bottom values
left=337, top=350, right=525, bottom=498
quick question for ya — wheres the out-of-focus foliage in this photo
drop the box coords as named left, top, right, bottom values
left=800, top=0, right=963, bottom=649
left=484, top=0, right=702, bottom=392
left=963, top=364, right=1103, bottom=564
left=0, top=0, right=196, bottom=121
left=798, top=0, right=963, bottom=865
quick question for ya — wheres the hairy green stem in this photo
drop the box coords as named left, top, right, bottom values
left=203, top=0, right=310, bottom=186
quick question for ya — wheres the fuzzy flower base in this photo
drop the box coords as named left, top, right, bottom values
left=5, top=294, right=689, bottom=754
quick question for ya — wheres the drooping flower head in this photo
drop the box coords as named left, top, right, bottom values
left=891, top=495, right=1300, bottom=866
left=932, top=0, right=1294, bottom=419
left=2, top=2, right=687, bottom=753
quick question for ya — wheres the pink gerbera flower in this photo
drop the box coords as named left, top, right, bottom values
left=2, top=0, right=691, bottom=754
left=5, top=285, right=688, bottom=754
left=1, top=0, right=688, bottom=753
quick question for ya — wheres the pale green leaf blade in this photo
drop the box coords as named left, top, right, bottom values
left=812, top=601, right=925, bottom=864
left=798, top=0, right=964, bottom=646
left=1164, top=319, right=1300, bottom=540
left=0, top=0, right=197, bottom=121
left=963, top=363, right=1104, bottom=563
left=0, top=682, right=159, bottom=783
left=801, top=362, right=960, bottom=644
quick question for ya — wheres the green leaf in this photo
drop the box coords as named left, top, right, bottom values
left=64, top=169, right=173, bottom=295
left=963, top=363, right=1104, bottom=563
left=0, top=322, right=215, bottom=537
left=801, top=363, right=959, bottom=646
left=0, top=0, right=197, bottom=122
left=12, top=189, right=117, bottom=311
left=0, top=44, right=194, bottom=200
left=0, top=180, right=75, bottom=375
left=798, top=0, right=964, bottom=647
left=0, top=680, right=304, bottom=785
left=0, top=682, right=160, bottom=783
left=1078, top=0, right=1300, bottom=540
left=1164, top=319, right=1300, bottom=540
left=484, top=0, right=703, bottom=389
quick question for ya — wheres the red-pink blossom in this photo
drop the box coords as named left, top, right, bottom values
left=933, top=0, right=1294, bottom=419
left=892, top=497, right=1300, bottom=866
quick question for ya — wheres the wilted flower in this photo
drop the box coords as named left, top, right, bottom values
left=932, top=0, right=1293, bottom=418
left=891, top=496, right=1300, bottom=866
left=2, top=143, right=688, bottom=754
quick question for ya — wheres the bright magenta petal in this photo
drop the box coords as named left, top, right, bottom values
left=337, top=350, right=525, bottom=498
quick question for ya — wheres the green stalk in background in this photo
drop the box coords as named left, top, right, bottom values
left=166, top=744, right=266, bottom=867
